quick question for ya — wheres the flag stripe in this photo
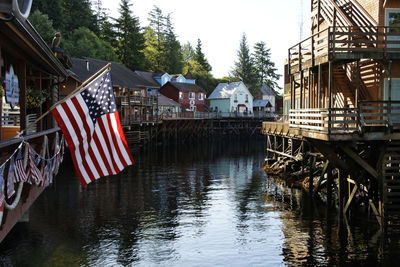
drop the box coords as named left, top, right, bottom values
left=92, top=130, right=113, bottom=175
left=69, top=98, right=104, bottom=180
left=93, top=124, right=117, bottom=174
left=97, top=116, right=121, bottom=173
left=52, top=106, right=87, bottom=184
left=65, top=100, right=100, bottom=180
left=61, top=102, right=95, bottom=183
left=112, top=112, right=134, bottom=165
left=75, top=96, right=110, bottom=176
left=107, top=114, right=128, bottom=168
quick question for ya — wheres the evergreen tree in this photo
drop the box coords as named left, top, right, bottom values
left=143, top=27, right=159, bottom=72
left=62, top=0, right=98, bottom=36
left=146, top=6, right=166, bottom=71
left=28, top=10, right=57, bottom=46
left=253, top=41, right=281, bottom=92
left=163, top=14, right=183, bottom=73
left=63, top=27, right=118, bottom=61
left=182, top=42, right=195, bottom=62
left=194, top=39, right=211, bottom=72
left=115, top=0, right=146, bottom=70
left=31, top=0, right=64, bottom=32
left=231, top=33, right=258, bottom=96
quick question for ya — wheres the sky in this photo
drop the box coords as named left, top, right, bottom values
left=102, top=0, right=310, bottom=91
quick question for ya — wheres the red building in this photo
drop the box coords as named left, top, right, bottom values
left=159, top=82, right=207, bottom=112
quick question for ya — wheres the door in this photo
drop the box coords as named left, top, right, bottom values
left=385, top=79, right=400, bottom=123
left=386, top=9, right=400, bottom=49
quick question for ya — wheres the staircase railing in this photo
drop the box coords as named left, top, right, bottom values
left=336, top=0, right=377, bottom=26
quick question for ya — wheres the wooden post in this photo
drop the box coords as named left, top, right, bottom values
left=328, top=61, right=333, bottom=135
left=309, top=154, right=315, bottom=196
left=300, top=71, right=304, bottom=109
left=388, top=60, right=392, bottom=120
left=338, top=170, right=345, bottom=216
left=308, top=69, right=311, bottom=108
left=19, top=61, right=26, bottom=131
left=328, top=61, right=333, bottom=109
left=327, top=164, right=333, bottom=207
left=318, top=64, right=321, bottom=108
left=356, top=61, right=359, bottom=107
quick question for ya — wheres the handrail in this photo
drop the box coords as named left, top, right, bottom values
left=287, top=101, right=400, bottom=135
left=336, top=0, right=377, bottom=26
left=0, top=127, right=59, bottom=149
left=288, top=26, right=400, bottom=72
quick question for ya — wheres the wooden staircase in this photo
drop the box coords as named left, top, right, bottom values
left=382, top=142, right=400, bottom=225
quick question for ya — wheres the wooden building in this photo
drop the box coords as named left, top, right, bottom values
left=263, top=0, right=400, bottom=226
left=208, top=81, right=253, bottom=116
left=159, top=81, right=206, bottom=112
left=0, top=1, right=69, bottom=242
left=66, top=57, right=158, bottom=125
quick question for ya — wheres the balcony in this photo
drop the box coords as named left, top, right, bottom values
left=262, top=101, right=400, bottom=141
left=289, top=26, right=400, bottom=74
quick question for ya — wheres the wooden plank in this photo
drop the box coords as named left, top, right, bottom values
left=340, top=145, right=378, bottom=179
left=344, top=183, right=358, bottom=214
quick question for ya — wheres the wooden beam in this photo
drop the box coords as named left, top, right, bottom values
left=340, top=145, right=378, bottom=179
left=344, top=182, right=358, bottom=213
left=314, top=160, right=329, bottom=193
left=369, top=199, right=382, bottom=226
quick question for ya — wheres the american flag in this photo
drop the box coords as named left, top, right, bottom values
left=28, top=145, right=42, bottom=184
left=15, top=147, right=27, bottom=182
left=51, top=69, right=134, bottom=186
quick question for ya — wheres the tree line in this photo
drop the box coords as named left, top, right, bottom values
left=30, top=0, right=280, bottom=97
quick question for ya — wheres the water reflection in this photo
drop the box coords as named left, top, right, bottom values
left=0, top=138, right=400, bottom=266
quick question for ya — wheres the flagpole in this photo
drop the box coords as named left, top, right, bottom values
left=19, top=63, right=111, bottom=136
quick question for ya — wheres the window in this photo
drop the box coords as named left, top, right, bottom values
left=245, top=94, right=248, bottom=103
left=386, top=9, right=400, bottom=49
left=179, top=92, right=183, bottom=99
left=199, top=93, right=203, bottom=100
left=234, top=94, right=238, bottom=102
left=189, top=92, right=195, bottom=99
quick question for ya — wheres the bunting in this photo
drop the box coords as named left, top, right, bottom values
left=15, top=147, right=27, bottom=182
left=0, top=165, right=5, bottom=226
left=7, top=153, right=16, bottom=198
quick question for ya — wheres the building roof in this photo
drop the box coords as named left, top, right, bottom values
left=3, top=16, right=68, bottom=76
left=71, top=57, right=153, bottom=89
left=260, top=84, right=275, bottom=96
left=253, top=99, right=272, bottom=108
left=134, top=71, right=161, bottom=88
left=184, top=69, right=194, bottom=79
left=208, top=82, right=244, bottom=99
left=158, top=94, right=180, bottom=107
left=164, top=81, right=206, bottom=93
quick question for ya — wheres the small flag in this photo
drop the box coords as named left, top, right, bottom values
left=15, top=147, right=27, bottom=182
left=51, top=69, right=134, bottom=186
left=7, top=152, right=17, bottom=199
left=28, top=145, right=42, bottom=184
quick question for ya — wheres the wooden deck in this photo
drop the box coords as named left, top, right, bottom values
left=263, top=101, right=400, bottom=141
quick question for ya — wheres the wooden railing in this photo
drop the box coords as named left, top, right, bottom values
left=288, top=26, right=400, bottom=73
left=287, top=101, right=400, bottom=135
left=359, top=101, right=400, bottom=129
left=116, top=95, right=158, bottom=107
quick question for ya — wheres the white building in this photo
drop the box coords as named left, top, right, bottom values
left=208, top=81, right=253, bottom=115
left=260, top=84, right=276, bottom=111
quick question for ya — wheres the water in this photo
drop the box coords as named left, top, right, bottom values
left=1, top=138, right=400, bottom=266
